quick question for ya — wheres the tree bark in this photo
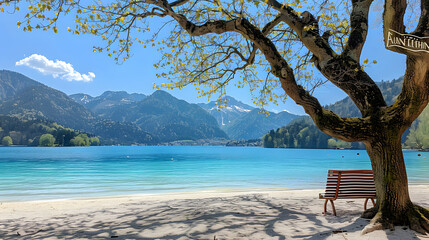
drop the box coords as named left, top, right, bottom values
left=365, top=135, right=411, bottom=220
left=363, top=133, right=429, bottom=234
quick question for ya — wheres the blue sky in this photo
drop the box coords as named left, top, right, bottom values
left=0, top=6, right=407, bottom=115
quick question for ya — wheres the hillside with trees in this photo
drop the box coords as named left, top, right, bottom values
left=404, top=107, right=429, bottom=151
left=0, top=115, right=99, bottom=146
left=262, top=117, right=363, bottom=149
left=326, top=77, right=404, bottom=117
left=263, top=77, right=406, bottom=150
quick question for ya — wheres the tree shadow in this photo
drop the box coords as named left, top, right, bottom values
left=0, top=194, right=425, bottom=239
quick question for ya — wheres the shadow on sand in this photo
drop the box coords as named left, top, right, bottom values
left=0, top=194, right=423, bottom=239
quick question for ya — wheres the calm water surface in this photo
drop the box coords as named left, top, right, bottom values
left=0, top=146, right=428, bottom=201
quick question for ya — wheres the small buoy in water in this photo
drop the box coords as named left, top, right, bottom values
left=357, top=153, right=360, bottom=155
left=418, top=154, right=421, bottom=156
left=424, top=157, right=426, bottom=159
left=171, top=158, right=174, bottom=161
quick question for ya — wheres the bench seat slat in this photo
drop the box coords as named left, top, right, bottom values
left=323, top=196, right=376, bottom=199
left=326, top=188, right=376, bottom=192
left=326, top=185, right=374, bottom=187
left=324, top=191, right=376, bottom=195
left=327, top=178, right=374, bottom=181
left=328, top=174, right=374, bottom=177
left=320, top=170, right=376, bottom=200
left=321, top=170, right=377, bottom=216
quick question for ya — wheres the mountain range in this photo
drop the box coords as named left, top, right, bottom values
left=0, top=70, right=154, bottom=145
left=15, top=70, right=416, bottom=145
left=69, top=91, right=146, bottom=118
left=70, top=89, right=300, bottom=141
left=4, top=70, right=279, bottom=144
left=69, top=90, right=300, bottom=141
left=94, top=90, right=228, bottom=142
left=198, top=97, right=300, bottom=139
left=197, top=97, right=255, bottom=126
left=7, top=69, right=406, bottom=146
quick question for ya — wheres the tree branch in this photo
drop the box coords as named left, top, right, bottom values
left=343, top=0, right=374, bottom=61
left=384, top=0, right=429, bottom=129
left=266, top=0, right=335, bottom=67
left=169, top=0, right=191, bottom=7
left=388, top=56, right=429, bottom=132
left=411, top=0, right=429, bottom=36
left=154, top=2, right=375, bottom=141
left=383, top=0, right=409, bottom=54
left=263, top=0, right=386, bottom=117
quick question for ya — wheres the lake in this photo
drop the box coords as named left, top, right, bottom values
left=0, top=146, right=428, bottom=201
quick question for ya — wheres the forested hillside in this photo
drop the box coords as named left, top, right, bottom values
left=326, top=77, right=404, bottom=117
left=0, top=115, right=99, bottom=146
left=262, top=117, right=364, bottom=149
left=404, top=107, right=429, bottom=150
left=263, top=77, right=406, bottom=149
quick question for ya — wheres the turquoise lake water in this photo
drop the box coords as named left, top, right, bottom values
left=0, top=146, right=428, bottom=202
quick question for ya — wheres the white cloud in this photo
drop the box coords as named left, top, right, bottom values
left=16, top=54, right=95, bottom=82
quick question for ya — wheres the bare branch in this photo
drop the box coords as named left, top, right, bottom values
left=169, top=0, right=191, bottom=8
left=343, top=0, right=374, bottom=61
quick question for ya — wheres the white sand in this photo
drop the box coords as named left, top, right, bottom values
left=1, top=186, right=428, bottom=239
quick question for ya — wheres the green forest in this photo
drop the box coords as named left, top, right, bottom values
left=404, top=107, right=429, bottom=151
left=0, top=115, right=99, bottom=147
left=263, top=107, right=429, bottom=150
left=262, top=76, right=429, bottom=150
left=262, top=117, right=364, bottom=149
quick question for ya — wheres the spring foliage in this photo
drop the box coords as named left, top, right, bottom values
left=0, top=0, right=381, bottom=108
left=1, top=136, right=13, bottom=146
left=39, top=133, right=55, bottom=146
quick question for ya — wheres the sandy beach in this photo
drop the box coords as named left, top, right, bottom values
left=1, top=186, right=428, bottom=240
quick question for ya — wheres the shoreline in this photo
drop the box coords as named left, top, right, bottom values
left=3, top=183, right=429, bottom=203
left=1, top=186, right=428, bottom=239
left=3, top=144, right=429, bottom=150
left=2, top=187, right=303, bottom=203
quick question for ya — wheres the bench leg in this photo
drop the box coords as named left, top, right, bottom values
left=324, top=199, right=336, bottom=216
left=364, top=198, right=376, bottom=210
left=330, top=200, right=336, bottom=216
left=324, top=199, right=328, bottom=214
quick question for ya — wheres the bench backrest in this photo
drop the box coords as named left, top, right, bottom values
left=324, top=170, right=376, bottom=199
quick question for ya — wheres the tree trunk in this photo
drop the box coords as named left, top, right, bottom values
left=363, top=134, right=429, bottom=233
left=365, top=136, right=411, bottom=220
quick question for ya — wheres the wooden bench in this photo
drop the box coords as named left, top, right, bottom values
left=319, top=170, right=376, bottom=216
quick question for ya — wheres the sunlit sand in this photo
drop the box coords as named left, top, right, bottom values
left=1, top=186, right=428, bottom=239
